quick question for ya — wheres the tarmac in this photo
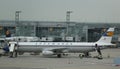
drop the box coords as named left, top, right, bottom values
left=0, top=48, right=120, bottom=69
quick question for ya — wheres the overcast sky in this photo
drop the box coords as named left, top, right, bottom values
left=0, top=0, right=120, bottom=23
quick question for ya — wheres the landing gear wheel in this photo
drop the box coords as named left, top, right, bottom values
left=79, top=54, right=84, bottom=59
left=84, top=52, right=90, bottom=57
left=57, top=54, right=62, bottom=58
left=97, top=55, right=103, bottom=60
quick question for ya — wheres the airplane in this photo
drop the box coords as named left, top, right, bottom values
left=3, top=27, right=115, bottom=58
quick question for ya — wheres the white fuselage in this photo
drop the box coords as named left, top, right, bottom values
left=16, top=42, right=96, bottom=53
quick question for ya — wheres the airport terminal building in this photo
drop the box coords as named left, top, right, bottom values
left=0, top=20, right=120, bottom=43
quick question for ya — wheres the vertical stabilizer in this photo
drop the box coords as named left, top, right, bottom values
left=96, top=28, right=115, bottom=43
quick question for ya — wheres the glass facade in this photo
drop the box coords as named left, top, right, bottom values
left=0, top=20, right=120, bottom=42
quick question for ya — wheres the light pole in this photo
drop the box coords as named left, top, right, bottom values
left=66, top=11, right=72, bottom=36
left=15, top=11, right=21, bottom=36
left=66, top=11, right=73, bottom=63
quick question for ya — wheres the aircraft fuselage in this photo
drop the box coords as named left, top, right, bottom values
left=16, top=42, right=96, bottom=53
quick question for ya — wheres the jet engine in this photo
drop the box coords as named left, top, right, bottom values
left=42, top=51, right=54, bottom=56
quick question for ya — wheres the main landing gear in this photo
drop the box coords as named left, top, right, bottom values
left=79, top=52, right=91, bottom=58
left=57, top=54, right=62, bottom=58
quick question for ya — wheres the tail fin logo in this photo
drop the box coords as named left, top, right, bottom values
left=103, top=31, right=114, bottom=36
left=107, top=32, right=114, bottom=36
